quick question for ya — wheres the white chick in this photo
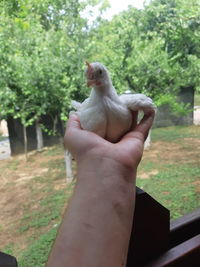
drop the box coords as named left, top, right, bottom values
left=71, top=62, right=156, bottom=142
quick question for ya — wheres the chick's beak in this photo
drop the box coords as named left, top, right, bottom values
left=85, top=61, right=93, bottom=78
left=85, top=61, right=102, bottom=87
left=86, top=61, right=94, bottom=86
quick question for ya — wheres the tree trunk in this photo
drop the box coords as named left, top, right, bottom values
left=64, top=150, right=73, bottom=182
left=53, top=115, right=58, bottom=134
left=36, top=119, right=43, bottom=151
left=23, top=125, right=28, bottom=161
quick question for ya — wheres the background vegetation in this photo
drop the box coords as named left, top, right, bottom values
left=1, top=0, right=200, bottom=127
left=1, top=0, right=200, bottom=266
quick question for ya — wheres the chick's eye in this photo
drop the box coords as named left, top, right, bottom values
left=99, top=69, right=102, bottom=75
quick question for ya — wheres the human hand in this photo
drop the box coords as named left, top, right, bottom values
left=64, top=111, right=155, bottom=180
left=47, top=111, right=155, bottom=267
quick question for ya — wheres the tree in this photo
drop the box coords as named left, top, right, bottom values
left=0, top=0, right=91, bottom=156
left=0, top=0, right=106, bottom=174
left=1, top=0, right=200, bottom=167
left=88, top=0, right=200, bottom=113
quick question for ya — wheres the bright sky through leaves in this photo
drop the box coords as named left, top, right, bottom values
left=106, top=0, right=146, bottom=19
left=81, top=0, right=148, bottom=23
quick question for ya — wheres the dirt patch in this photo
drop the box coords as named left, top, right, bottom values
left=137, top=136, right=200, bottom=181
left=0, top=147, right=67, bottom=254
left=192, top=180, right=200, bottom=193
left=0, top=131, right=200, bottom=257
left=139, top=170, right=159, bottom=179
left=0, top=183, right=31, bottom=249
left=162, top=191, right=170, bottom=195
left=142, top=139, right=200, bottom=164
left=15, top=168, right=49, bottom=183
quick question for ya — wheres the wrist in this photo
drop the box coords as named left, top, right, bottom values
left=77, top=153, right=136, bottom=185
left=75, top=154, right=137, bottom=217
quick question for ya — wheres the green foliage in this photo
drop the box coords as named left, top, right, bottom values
left=1, top=0, right=200, bottom=125
left=0, top=0, right=90, bottom=125
left=156, top=94, right=192, bottom=116
left=88, top=0, right=200, bottom=114
left=194, top=93, right=200, bottom=106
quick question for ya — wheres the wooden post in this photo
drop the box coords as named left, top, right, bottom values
left=36, top=119, right=44, bottom=151
left=126, top=189, right=200, bottom=266
left=64, top=150, right=73, bottom=182
left=23, top=125, right=28, bottom=161
left=126, top=187, right=170, bottom=266
left=0, top=251, right=18, bottom=267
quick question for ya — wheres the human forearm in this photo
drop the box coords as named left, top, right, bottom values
left=47, top=156, right=136, bottom=267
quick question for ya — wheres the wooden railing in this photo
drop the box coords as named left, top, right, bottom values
left=0, top=251, right=17, bottom=267
left=126, top=187, right=200, bottom=266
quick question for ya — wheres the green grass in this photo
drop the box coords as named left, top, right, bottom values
left=18, top=228, right=58, bottom=267
left=1, top=149, right=75, bottom=267
left=18, top=176, right=74, bottom=233
left=137, top=125, right=200, bottom=219
left=42, top=145, right=63, bottom=157
left=3, top=243, right=15, bottom=255
left=2, top=126, right=200, bottom=266
left=8, top=160, right=20, bottom=170
left=18, top=158, right=74, bottom=265
left=137, top=164, right=200, bottom=219
left=152, top=125, right=200, bottom=142
left=16, top=184, right=74, bottom=266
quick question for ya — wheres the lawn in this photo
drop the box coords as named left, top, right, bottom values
left=137, top=125, right=200, bottom=219
left=0, top=125, right=200, bottom=266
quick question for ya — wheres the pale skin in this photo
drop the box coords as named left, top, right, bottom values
left=46, top=110, right=155, bottom=267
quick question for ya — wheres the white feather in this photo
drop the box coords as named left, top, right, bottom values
left=71, top=62, right=156, bottom=142
left=119, top=93, right=156, bottom=114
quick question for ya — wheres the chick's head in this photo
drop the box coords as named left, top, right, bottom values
left=85, top=62, right=111, bottom=88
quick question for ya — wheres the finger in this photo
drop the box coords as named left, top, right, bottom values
left=130, top=111, right=138, bottom=130
left=64, top=114, right=82, bottom=150
left=134, top=110, right=155, bottom=141
left=123, top=110, right=155, bottom=143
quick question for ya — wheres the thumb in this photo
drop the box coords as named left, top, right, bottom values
left=134, top=110, right=155, bottom=142
left=122, top=110, right=155, bottom=144
left=66, top=114, right=81, bottom=131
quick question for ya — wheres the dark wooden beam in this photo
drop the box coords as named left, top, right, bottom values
left=170, top=208, right=200, bottom=248
left=126, top=187, right=170, bottom=266
left=145, top=234, right=200, bottom=267
left=0, top=251, right=18, bottom=267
